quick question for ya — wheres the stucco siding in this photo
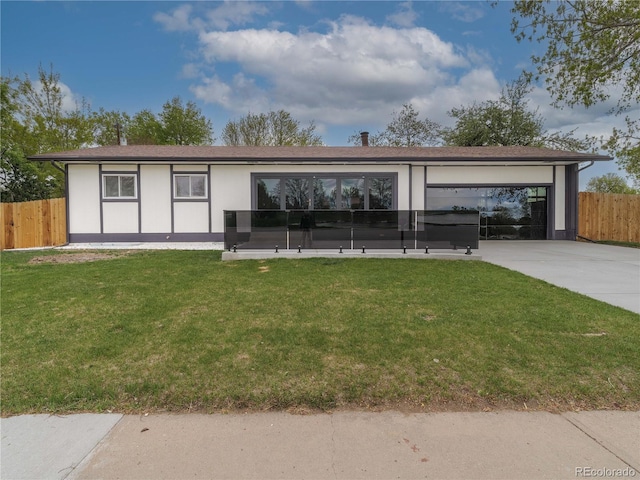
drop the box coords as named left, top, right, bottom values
left=102, top=203, right=139, bottom=233
left=68, top=165, right=100, bottom=233
left=173, top=164, right=208, bottom=172
left=101, top=164, right=137, bottom=172
left=174, top=202, right=209, bottom=233
left=411, top=166, right=425, bottom=210
left=211, top=165, right=251, bottom=234
left=426, top=166, right=553, bottom=185
left=140, top=165, right=171, bottom=233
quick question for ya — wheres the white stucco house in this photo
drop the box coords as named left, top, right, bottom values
left=30, top=142, right=611, bottom=247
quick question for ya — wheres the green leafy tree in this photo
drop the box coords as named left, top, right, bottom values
left=222, top=110, right=323, bottom=146
left=442, top=76, right=591, bottom=150
left=92, top=108, right=131, bottom=146
left=349, top=104, right=442, bottom=146
left=123, top=98, right=213, bottom=146
left=1, top=78, right=57, bottom=201
left=15, top=64, right=94, bottom=154
left=0, top=66, right=89, bottom=200
left=126, top=109, right=164, bottom=145
left=585, top=173, right=638, bottom=194
left=159, top=96, right=213, bottom=145
left=511, top=0, right=640, bottom=183
left=0, top=149, right=58, bottom=202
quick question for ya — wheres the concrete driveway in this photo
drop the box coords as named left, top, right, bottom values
left=478, top=241, right=640, bottom=314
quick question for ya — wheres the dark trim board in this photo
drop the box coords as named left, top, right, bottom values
left=69, top=233, right=225, bottom=243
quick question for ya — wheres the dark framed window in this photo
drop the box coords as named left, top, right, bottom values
left=173, top=174, right=208, bottom=199
left=254, top=174, right=396, bottom=210
left=102, top=174, right=137, bottom=199
left=426, top=186, right=549, bottom=240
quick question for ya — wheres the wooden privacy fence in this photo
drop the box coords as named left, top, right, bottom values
left=579, top=192, right=640, bottom=243
left=1, top=194, right=637, bottom=248
left=1, top=198, right=66, bottom=250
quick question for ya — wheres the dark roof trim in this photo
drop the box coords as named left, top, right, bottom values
left=29, top=145, right=612, bottom=163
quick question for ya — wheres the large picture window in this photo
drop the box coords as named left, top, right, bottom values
left=174, top=174, right=208, bottom=199
left=426, top=186, right=548, bottom=240
left=254, top=174, right=396, bottom=210
left=103, top=174, right=137, bottom=199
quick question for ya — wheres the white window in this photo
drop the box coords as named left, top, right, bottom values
left=174, top=174, right=208, bottom=199
left=103, top=174, right=137, bottom=199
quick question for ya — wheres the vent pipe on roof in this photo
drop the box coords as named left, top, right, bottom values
left=114, top=123, right=127, bottom=146
left=360, top=131, right=369, bottom=147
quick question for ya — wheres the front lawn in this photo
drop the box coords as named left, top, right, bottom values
left=1, top=250, right=638, bottom=415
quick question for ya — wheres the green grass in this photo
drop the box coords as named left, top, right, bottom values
left=1, top=250, right=639, bottom=415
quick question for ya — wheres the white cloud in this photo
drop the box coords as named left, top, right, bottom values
left=386, top=2, right=419, bottom=28
left=180, top=63, right=201, bottom=80
left=205, top=1, right=269, bottom=31
left=439, top=2, right=485, bottom=23
left=153, top=4, right=199, bottom=32
left=154, top=2, right=270, bottom=32
left=31, top=80, right=82, bottom=114
left=190, top=15, right=482, bottom=128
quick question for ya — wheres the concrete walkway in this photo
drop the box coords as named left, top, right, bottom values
left=2, top=411, right=639, bottom=480
left=478, top=241, right=640, bottom=314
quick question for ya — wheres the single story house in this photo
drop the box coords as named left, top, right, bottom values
left=30, top=142, right=611, bottom=246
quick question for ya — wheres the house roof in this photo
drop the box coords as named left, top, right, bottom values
left=29, top=145, right=612, bottom=165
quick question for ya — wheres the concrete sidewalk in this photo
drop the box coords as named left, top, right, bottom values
left=479, top=241, right=640, bottom=314
left=2, top=411, right=639, bottom=480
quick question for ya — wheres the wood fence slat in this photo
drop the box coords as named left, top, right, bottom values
left=1, top=193, right=637, bottom=249
left=578, top=192, right=640, bottom=243
left=0, top=198, right=67, bottom=250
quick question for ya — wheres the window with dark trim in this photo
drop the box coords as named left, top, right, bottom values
left=102, top=174, right=137, bottom=199
left=173, top=174, right=208, bottom=199
left=254, top=174, right=396, bottom=210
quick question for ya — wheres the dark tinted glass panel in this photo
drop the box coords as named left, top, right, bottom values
left=352, top=211, right=409, bottom=248
left=257, top=179, right=281, bottom=209
left=417, top=211, right=479, bottom=249
left=225, top=210, right=287, bottom=249
left=341, top=178, right=364, bottom=209
left=224, top=210, right=479, bottom=250
left=286, top=178, right=310, bottom=209
left=313, top=178, right=337, bottom=209
left=369, top=177, right=393, bottom=209
left=427, top=187, right=547, bottom=240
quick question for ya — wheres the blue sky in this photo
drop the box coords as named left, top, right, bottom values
left=1, top=1, right=629, bottom=189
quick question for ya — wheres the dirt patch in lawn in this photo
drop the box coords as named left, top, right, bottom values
left=28, top=251, right=132, bottom=265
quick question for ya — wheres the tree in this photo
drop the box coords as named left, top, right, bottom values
left=442, top=76, right=591, bottom=150
left=349, top=104, right=442, bottom=146
left=92, top=108, right=131, bottom=146
left=159, top=96, right=213, bottom=145
left=119, top=98, right=214, bottom=146
left=1, top=67, right=82, bottom=200
left=15, top=64, right=94, bottom=154
left=126, top=109, right=164, bottom=145
left=0, top=149, right=58, bottom=202
left=585, top=173, right=637, bottom=194
left=222, top=110, right=323, bottom=146
left=1, top=79, right=59, bottom=201
left=510, top=0, right=640, bottom=183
